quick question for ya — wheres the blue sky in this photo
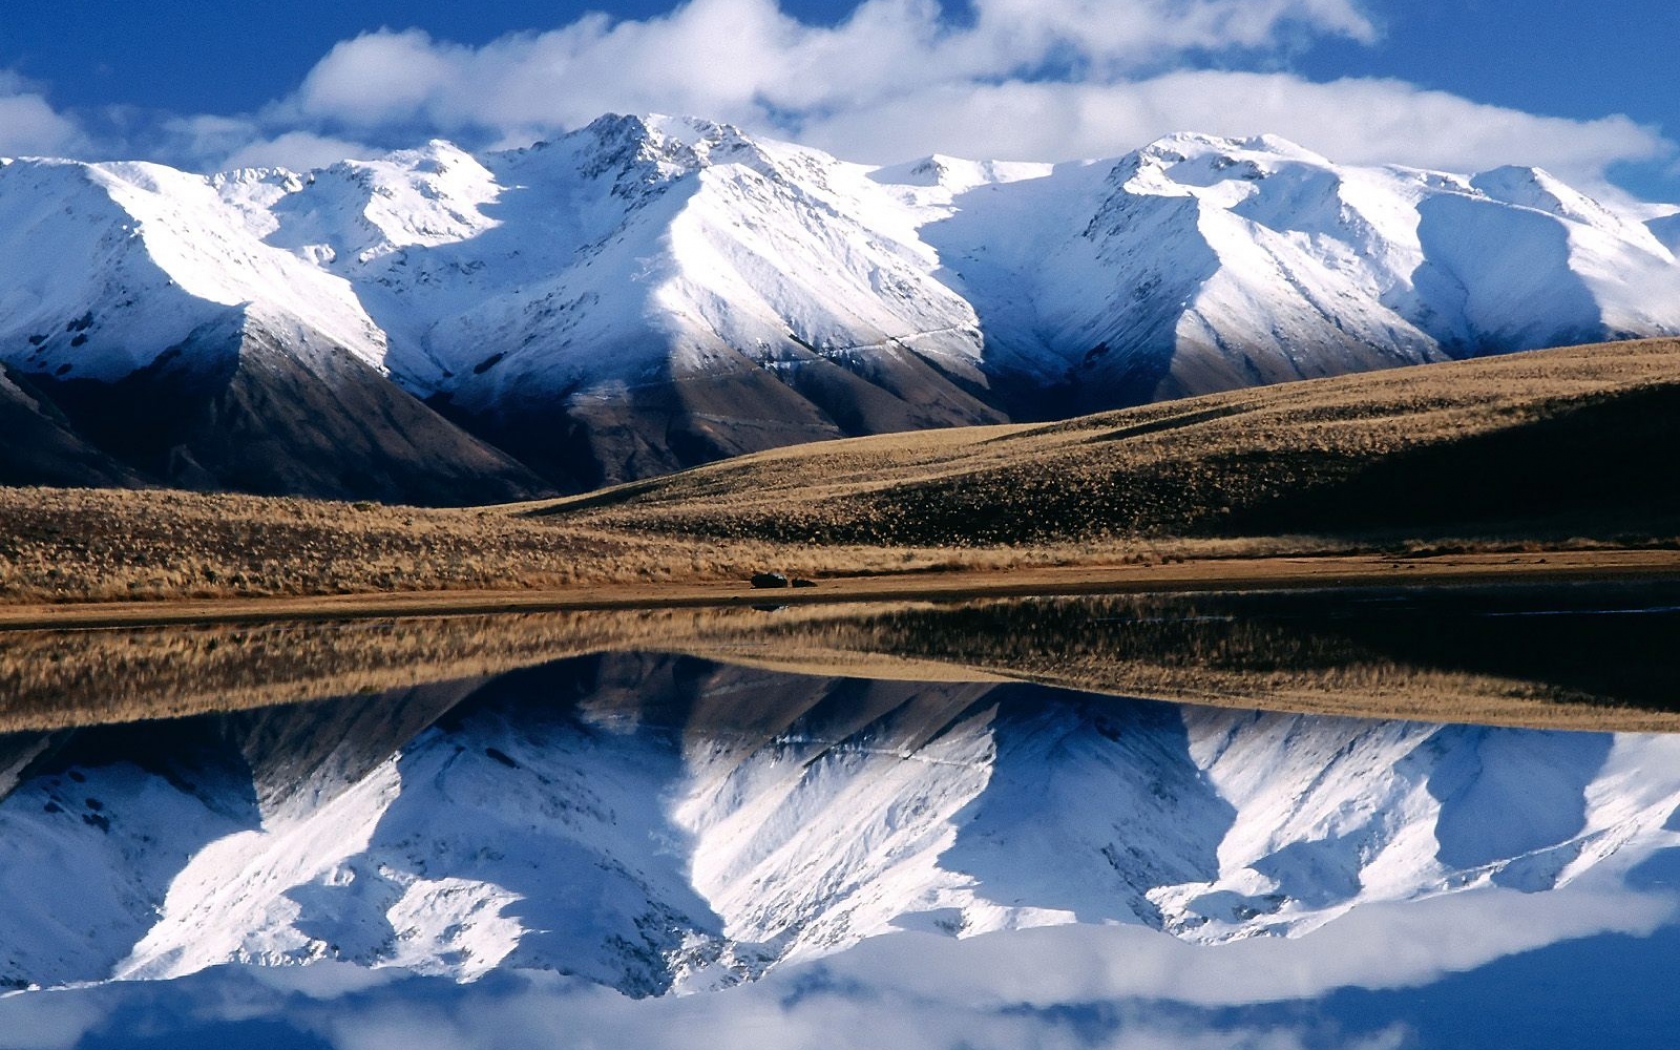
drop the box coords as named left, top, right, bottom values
left=0, top=0, right=1675, bottom=201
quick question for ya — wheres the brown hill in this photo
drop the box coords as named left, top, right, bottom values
left=0, top=338, right=1677, bottom=608
left=534, top=337, right=1680, bottom=546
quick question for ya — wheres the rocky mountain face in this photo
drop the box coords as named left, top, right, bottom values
left=1, top=654, right=1674, bottom=997
left=4, top=116, right=1678, bottom=501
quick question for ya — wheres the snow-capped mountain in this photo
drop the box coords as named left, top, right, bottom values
left=4, top=116, right=1679, bottom=498
left=2, top=654, right=1677, bottom=997
left=0, top=156, right=549, bottom=503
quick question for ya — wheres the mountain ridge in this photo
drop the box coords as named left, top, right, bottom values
left=4, top=116, right=1679, bottom=501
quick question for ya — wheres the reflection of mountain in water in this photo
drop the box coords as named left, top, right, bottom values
left=0, top=653, right=1676, bottom=998
left=10, top=583, right=1680, bottom=742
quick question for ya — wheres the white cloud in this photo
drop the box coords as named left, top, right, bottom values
left=294, top=29, right=468, bottom=127
left=279, top=0, right=1381, bottom=139
left=0, top=74, right=84, bottom=157
left=797, top=72, right=1668, bottom=185
left=146, top=114, right=377, bottom=173
left=222, top=130, right=380, bottom=172
left=1, top=880, right=1664, bottom=1049
left=242, top=0, right=1671, bottom=191
left=8, top=0, right=1667, bottom=197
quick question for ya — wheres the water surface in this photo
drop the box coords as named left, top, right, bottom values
left=2, top=583, right=1678, bottom=1048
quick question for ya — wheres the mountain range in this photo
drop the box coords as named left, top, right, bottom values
left=5, top=114, right=1679, bottom=503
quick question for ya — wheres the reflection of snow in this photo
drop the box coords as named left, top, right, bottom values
left=3, top=656, right=1680, bottom=1005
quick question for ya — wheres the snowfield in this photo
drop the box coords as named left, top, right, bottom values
left=4, top=114, right=1678, bottom=466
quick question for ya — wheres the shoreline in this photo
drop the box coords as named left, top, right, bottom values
left=3, top=547, right=1677, bottom=632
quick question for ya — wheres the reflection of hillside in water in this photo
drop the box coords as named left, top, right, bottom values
left=0, top=610, right=732, bottom=732
left=739, top=583, right=1680, bottom=730
left=0, top=649, right=1675, bottom=1000
left=4, top=581, right=1680, bottom=736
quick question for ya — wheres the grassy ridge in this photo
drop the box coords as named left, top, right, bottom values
left=539, top=338, right=1680, bottom=546
left=0, top=338, right=1676, bottom=604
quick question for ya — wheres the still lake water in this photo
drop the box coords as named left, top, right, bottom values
left=1, top=583, right=1679, bottom=1048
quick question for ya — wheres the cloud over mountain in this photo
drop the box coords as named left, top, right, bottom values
left=0, top=73, right=84, bottom=157
left=245, top=0, right=1664, bottom=189
left=2, top=0, right=1669, bottom=198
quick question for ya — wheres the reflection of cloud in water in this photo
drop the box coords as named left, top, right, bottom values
left=3, top=879, right=1674, bottom=1049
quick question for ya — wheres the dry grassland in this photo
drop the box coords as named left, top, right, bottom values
left=0, top=337, right=1676, bottom=607
left=536, top=337, right=1680, bottom=547
left=0, top=486, right=1079, bottom=604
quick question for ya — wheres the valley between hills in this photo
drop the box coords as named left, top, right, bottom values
left=1, top=335, right=1677, bottom=624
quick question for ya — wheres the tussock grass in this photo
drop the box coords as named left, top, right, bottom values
left=536, top=337, right=1680, bottom=548
left=0, top=338, right=1677, bottom=606
left=0, top=485, right=1146, bottom=604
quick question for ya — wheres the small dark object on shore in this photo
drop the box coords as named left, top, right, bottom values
left=792, top=578, right=818, bottom=588
left=751, top=571, right=790, bottom=589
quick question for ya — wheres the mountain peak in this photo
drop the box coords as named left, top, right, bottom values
left=643, top=114, right=752, bottom=149
left=869, top=153, right=1052, bottom=196
left=1470, top=164, right=1618, bottom=228
left=878, top=154, right=965, bottom=187
left=559, top=112, right=712, bottom=184
left=2, top=116, right=1678, bottom=502
left=1131, top=131, right=1329, bottom=170
left=380, top=138, right=479, bottom=173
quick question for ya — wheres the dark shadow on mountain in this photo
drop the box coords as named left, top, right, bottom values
left=1413, top=194, right=1604, bottom=357
left=917, top=174, right=1210, bottom=420
left=0, top=729, right=70, bottom=803
left=940, top=687, right=1235, bottom=927
left=214, top=678, right=483, bottom=816
left=18, top=312, right=549, bottom=506
left=0, top=717, right=264, bottom=989
left=0, top=365, right=144, bottom=488
left=325, top=653, right=734, bottom=996
left=1415, top=725, right=1612, bottom=887
left=436, top=338, right=1005, bottom=492
left=36, top=717, right=261, bottom=818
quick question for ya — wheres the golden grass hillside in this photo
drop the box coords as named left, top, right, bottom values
left=534, top=337, right=1680, bottom=547
left=10, top=587, right=1680, bottom=736
left=0, top=487, right=1059, bottom=603
left=0, top=337, right=1676, bottom=605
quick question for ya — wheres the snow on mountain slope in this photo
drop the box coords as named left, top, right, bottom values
left=915, top=132, right=1680, bottom=410
left=3, top=119, right=1679, bottom=493
left=4, top=656, right=1680, bottom=998
left=246, top=115, right=1005, bottom=486
left=0, top=158, right=383, bottom=381
left=0, top=159, right=545, bottom=503
left=308, top=117, right=996, bottom=399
